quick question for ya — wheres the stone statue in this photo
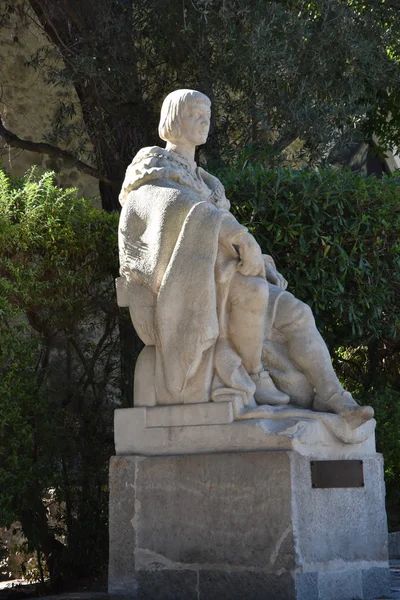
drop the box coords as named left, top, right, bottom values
left=116, top=89, right=373, bottom=430
left=110, top=94, right=386, bottom=598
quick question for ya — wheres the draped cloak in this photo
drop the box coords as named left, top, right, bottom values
left=118, top=146, right=289, bottom=405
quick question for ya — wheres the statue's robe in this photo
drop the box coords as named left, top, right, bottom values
left=118, top=146, right=312, bottom=406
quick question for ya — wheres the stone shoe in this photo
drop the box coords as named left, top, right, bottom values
left=313, top=391, right=374, bottom=429
left=250, top=371, right=290, bottom=406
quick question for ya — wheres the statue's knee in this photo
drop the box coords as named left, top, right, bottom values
left=230, top=274, right=268, bottom=307
left=294, top=300, right=315, bottom=325
left=277, top=292, right=315, bottom=330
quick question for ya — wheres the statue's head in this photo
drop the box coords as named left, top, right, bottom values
left=159, top=89, right=211, bottom=147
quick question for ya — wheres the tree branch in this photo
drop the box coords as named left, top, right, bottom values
left=0, top=114, right=112, bottom=183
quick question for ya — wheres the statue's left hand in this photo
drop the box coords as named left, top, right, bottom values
left=263, top=255, right=288, bottom=290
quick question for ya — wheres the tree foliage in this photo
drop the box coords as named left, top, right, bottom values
left=1, top=0, right=400, bottom=210
left=372, top=387, right=400, bottom=531
left=216, top=151, right=400, bottom=391
left=0, top=167, right=119, bottom=585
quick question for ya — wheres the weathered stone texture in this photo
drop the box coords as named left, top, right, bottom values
left=135, top=570, right=198, bottom=600
left=108, top=451, right=389, bottom=599
left=317, top=569, right=363, bottom=600
left=199, top=570, right=294, bottom=600
left=134, top=452, right=295, bottom=569
left=295, top=572, right=319, bottom=600
left=292, top=453, right=388, bottom=566
left=362, top=566, right=391, bottom=599
left=389, top=531, right=400, bottom=559
left=108, top=456, right=137, bottom=596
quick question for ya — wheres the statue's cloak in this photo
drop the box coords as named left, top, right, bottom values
left=118, top=146, right=258, bottom=404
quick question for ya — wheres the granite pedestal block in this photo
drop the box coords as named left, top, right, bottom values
left=108, top=451, right=389, bottom=600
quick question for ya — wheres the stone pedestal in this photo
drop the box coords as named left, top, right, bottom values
left=113, top=400, right=377, bottom=458
left=108, top=450, right=389, bottom=600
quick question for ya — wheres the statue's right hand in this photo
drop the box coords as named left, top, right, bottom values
left=237, top=233, right=266, bottom=278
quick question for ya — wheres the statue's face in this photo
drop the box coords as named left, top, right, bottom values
left=180, top=102, right=211, bottom=147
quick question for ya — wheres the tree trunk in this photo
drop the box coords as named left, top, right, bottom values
left=27, top=0, right=165, bottom=403
left=20, top=493, right=65, bottom=589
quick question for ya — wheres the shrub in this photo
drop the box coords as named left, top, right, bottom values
left=0, top=167, right=119, bottom=585
left=364, top=387, right=400, bottom=531
left=216, top=154, right=400, bottom=391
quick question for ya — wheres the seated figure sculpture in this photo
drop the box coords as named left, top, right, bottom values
left=117, top=89, right=373, bottom=429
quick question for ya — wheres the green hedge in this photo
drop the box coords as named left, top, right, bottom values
left=216, top=155, right=400, bottom=385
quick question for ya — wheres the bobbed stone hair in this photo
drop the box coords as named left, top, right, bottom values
left=158, top=89, right=211, bottom=143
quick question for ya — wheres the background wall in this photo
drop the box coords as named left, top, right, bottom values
left=0, top=0, right=98, bottom=199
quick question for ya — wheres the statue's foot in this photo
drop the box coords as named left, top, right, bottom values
left=313, top=391, right=374, bottom=428
left=250, top=371, right=290, bottom=406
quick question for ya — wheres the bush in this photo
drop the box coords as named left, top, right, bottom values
left=216, top=153, right=400, bottom=391
left=0, top=167, right=119, bottom=585
left=363, top=387, right=400, bottom=531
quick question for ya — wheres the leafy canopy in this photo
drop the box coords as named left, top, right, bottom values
left=2, top=0, right=399, bottom=212
left=0, top=166, right=119, bottom=583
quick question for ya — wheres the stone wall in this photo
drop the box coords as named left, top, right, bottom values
left=0, top=0, right=98, bottom=199
left=389, top=532, right=400, bottom=559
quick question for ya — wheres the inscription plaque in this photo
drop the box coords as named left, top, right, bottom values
left=310, top=460, right=364, bottom=489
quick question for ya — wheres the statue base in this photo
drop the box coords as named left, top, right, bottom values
left=108, top=449, right=389, bottom=600
left=114, top=399, right=377, bottom=459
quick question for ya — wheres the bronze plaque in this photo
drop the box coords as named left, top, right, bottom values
left=310, top=460, right=364, bottom=489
